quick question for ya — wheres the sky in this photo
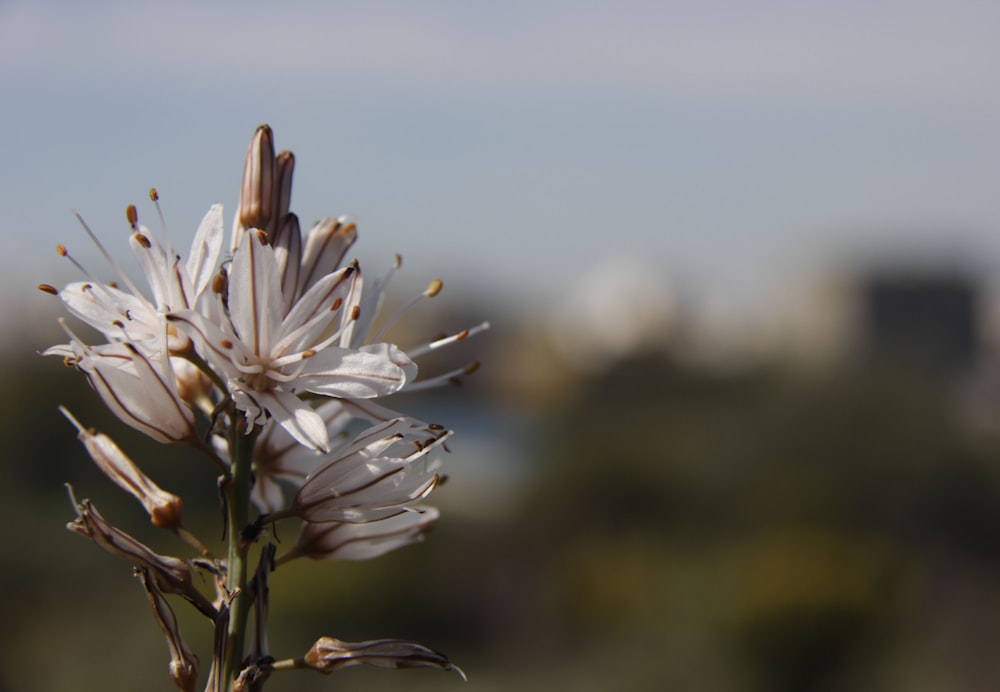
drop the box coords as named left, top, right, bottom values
left=4, top=0, right=1000, bottom=334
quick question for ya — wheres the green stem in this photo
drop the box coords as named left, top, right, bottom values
left=223, top=417, right=257, bottom=689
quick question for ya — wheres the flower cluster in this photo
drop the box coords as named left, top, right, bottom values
left=42, top=125, right=482, bottom=689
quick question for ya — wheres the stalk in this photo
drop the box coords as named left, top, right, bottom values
left=223, top=417, right=257, bottom=688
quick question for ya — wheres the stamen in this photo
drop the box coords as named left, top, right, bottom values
left=58, top=406, right=91, bottom=435
left=212, top=271, right=228, bottom=296
left=403, top=361, right=480, bottom=392
left=370, top=278, right=443, bottom=343
left=126, top=204, right=139, bottom=229
left=270, top=303, right=349, bottom=357
left=72, top=211, right=146, bottom=298
left=406, top=321, right=490, bottom=359
left=150, top=188, right=173, bottom=258
left=38, top=284, right=58, bottom=295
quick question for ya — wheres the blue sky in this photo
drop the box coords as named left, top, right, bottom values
left=4, top=0, right=1000, bottom=323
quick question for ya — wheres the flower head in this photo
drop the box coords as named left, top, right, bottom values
left=167, top=229, right=416, bottom=452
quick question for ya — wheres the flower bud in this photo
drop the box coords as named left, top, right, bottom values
left=238, top=124, right=275, bottom=231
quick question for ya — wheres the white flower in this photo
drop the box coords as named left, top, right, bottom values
left=167, top=230, right=417, bottom=452
left=246, top=398, right=398, bottom=513
left=271, top=417, right=449, bottom=524
left=45, top=333, right=196, bottom=444
left=54, top=197, right=224, bottom=353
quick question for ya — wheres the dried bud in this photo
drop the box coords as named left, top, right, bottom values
left=67, top=494, right=215, bottom=618
left=303, top=636, right=465, bottom=679
left=239, top=124, right=276, bottom=230
left=137, top=568, right=200, bottom=692
left=61, top=407, right=184, bottom=531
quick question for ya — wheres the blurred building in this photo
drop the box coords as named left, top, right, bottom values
left=857, top=270, right=979, bottom=373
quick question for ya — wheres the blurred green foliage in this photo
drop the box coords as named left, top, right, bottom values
left=4, top=349, right=1000, bottom=691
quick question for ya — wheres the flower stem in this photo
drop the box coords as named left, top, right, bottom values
left=223, top=417, right=257, bottom=688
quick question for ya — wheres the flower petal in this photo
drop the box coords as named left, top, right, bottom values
left=297, top=217, right=357, bottom=297
left=228, top=229, right=283, bottom=358
left=259, top=389, right=331, bottom=453
left=291, top=506, right=440, bottom=561
left=186, top=203, right=224, bottom=301
left=296, top=344, right=416, bottom=399
left=60, top=281, right=159, bottom=342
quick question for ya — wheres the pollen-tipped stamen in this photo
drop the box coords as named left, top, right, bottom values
left=406, top=321, right=491, bottom=359
left=370, top=277, right=443, bottom=344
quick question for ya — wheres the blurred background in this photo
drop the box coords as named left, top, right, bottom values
left=4, top=1, right=1000, bottom=690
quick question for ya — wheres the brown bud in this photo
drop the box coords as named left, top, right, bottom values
left=239, top=125, right=276, bottom=230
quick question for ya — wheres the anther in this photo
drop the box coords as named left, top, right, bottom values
left=134, top=233, right=152, bottom=249
left=220, top=338, right=234, bottom=349
left=464, top=361, right=481, bottom=375
left=126, top=204, right=138, bottom=228
left=428, top=423, right=445, bottom=431
left=112, top=320, right=125, bottom=329
left=56, top=244, right=68, bottom=257
left=350, top=305, right=361, bottom=320
left=330, top=297, right=343, bottom=311
left=38, top=284, right=58, bottom=295
left=301, top=349, right=316, bottom=359
left=256, top=229, right=269, bottom=245
left=425, top=279, right=443, bottom=297
left=212, top=271, right=228, bottom=296
left=149, top=188, right=159, bottom=202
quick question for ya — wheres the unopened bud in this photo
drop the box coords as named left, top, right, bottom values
left=239, top=125, right=276, bottom=230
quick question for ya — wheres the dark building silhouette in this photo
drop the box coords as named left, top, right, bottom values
left=859, top=270, right=979, bottom=372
